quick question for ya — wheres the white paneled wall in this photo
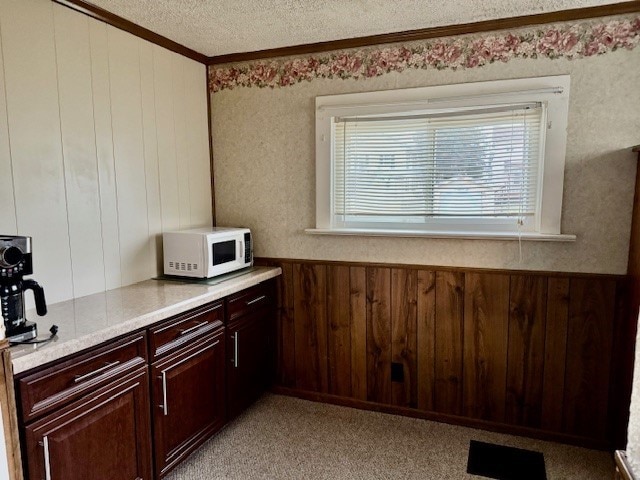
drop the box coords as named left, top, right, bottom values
left=0, top=0, right=212, bottom=304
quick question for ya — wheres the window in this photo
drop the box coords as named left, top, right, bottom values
left=311, top=76, right=574, bottom=240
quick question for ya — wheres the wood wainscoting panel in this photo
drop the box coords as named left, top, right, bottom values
left=434, top=271, right=465, bottom=416
left=327, top=265, right=352, bottom=397
left=541, top=277, right=570, bottom=432
left=563, top=277, right=617, bottom=440
left=609, top=279, right=634, bottom=448
left=293, top=263, right=329, bottom=393
left=256, top=257, right=631, bottom=448
left=350, top=267, right=368, bottom=401
left=416, top=270, right=436, bottom=412
left=278, top=262, right=296, bottom=387
left=391, top=269, right=418, bottom=408
left=462, top=273, right=509, bottom=423
left=366, top=268, right=392, bottom=404
left=506, top=275, right=547, bottom=428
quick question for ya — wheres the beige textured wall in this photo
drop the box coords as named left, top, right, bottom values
left=211, top=48, right=640, bottom=274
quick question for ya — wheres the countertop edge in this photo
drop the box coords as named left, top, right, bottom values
left=11, top=267, right=282, bottom=374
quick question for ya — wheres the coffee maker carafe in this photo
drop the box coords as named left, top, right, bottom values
left=0, top=235, right=47, bottom=342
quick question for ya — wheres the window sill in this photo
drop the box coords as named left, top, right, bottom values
left=304, top=228, right=576, bottom=242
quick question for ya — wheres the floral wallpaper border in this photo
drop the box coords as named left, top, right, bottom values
left=209, top=15, right=640, bottom=92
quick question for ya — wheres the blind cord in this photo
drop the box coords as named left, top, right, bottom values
left=517, top=108, right=529, bottom=264
left=343, top=120, right=347, bottom=217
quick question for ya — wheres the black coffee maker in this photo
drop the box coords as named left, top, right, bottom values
left=0, top=235, right=47, bottom=342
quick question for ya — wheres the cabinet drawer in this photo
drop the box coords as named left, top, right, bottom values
left=17, top=332, right=148, bottom=423
left=149, top=301, right=224, bottom=360
left=226, top=283, right=272, bottom=322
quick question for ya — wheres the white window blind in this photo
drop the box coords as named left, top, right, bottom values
left=333, top=104, right=544, bottom=230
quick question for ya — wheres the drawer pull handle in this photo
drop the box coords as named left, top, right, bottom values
left=234, top=332, right=239, bottom=368
left=43, top=435, right=52, bottom=480
left=161, top=371, right=168, bottom=416
left=178, top=321, right=208, bottom=336
left=246, top=295, right=266, bottom=306
left=160, top=339, right=220, bottom=415
left=74, top=361, right=120, bottom=383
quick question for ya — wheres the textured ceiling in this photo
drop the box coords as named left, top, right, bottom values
left=87, top=0, right=622, bottom=57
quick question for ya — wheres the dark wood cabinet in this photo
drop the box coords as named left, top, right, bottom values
left=226, top=283, right=275, bottom=420
left=151, top=327, right=225, bottom=478
left=23, top=367, right=153, bottom=480
left=15, top=280, right=278, bottom=480
left=16, top=332, right=152, bottom=480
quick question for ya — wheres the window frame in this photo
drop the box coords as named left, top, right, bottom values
left=312, top=75, right=572, bottom=239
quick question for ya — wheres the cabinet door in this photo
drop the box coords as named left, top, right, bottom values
left=151, top=328, right=225, bottom=478
left=24, top=368, right=152, bottom=480
left=227, top=308, right=272, bottom=419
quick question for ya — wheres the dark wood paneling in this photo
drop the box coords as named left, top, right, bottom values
left=506, top=275, right=547, bottom=428
left=609, top=279, right=634, bottom=448
left=541, top=277, right=570, bottom=431
left=209, top=1, right=640, bottom=64
left=434, top=271, right=464, bottom=415
left=463, top=273, right=509, bottom=422
left=256, top=256, right=624, bottom=280
left=366, top=267, right=392, bottom=404
left=278, top=262, right=296, bottom=387
left=54, top=0, right=208, bottom=63
left=391, top=269, right=417, bottom=408
left=416, top=270, right=436, bottom=412
left=267, top=257, right=631, bottom=448
left=293, top=263, right=329, bottom=392
left=350, top=267, right=368, bottom=401
left=327, top=265, right=352, bottom=397
left=564, top=277, right=617, bottom=440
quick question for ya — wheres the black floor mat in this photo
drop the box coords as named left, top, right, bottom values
left=467, top=440, right=547, bottom=480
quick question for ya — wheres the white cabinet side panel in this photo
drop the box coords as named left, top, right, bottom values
left=153, top=46, right=180, bottom=232
left=107, top=27, right=149, bottom=286
left=184, top=60, right=212, bottom=228
left=89, top=21, right=121, bottom=290
left=0, top=21, right=17, bottom=235
left=53, top=4, right=105, bottom=297
left=172, top=53, right=191, bottom=228
left=139, top=41, right=163, bottom=277
left=0, top=0, right=73, bottom=303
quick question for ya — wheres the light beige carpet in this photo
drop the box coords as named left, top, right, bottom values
left=164, top=393, right=614, bottom=480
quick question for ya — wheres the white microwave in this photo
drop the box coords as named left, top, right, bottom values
left=163, top=227, right=253, bottom=278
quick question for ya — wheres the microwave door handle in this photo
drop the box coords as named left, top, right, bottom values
left=238, top=240, right=243, bottom=259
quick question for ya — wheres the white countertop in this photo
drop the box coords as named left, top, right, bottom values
left=9, top=267, right=281, bottom=374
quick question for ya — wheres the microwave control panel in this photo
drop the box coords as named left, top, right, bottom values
left=244, top=232, right=252, bottom=263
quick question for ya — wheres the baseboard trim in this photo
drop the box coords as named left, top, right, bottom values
left=272, top=386, right=611, bottom=451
